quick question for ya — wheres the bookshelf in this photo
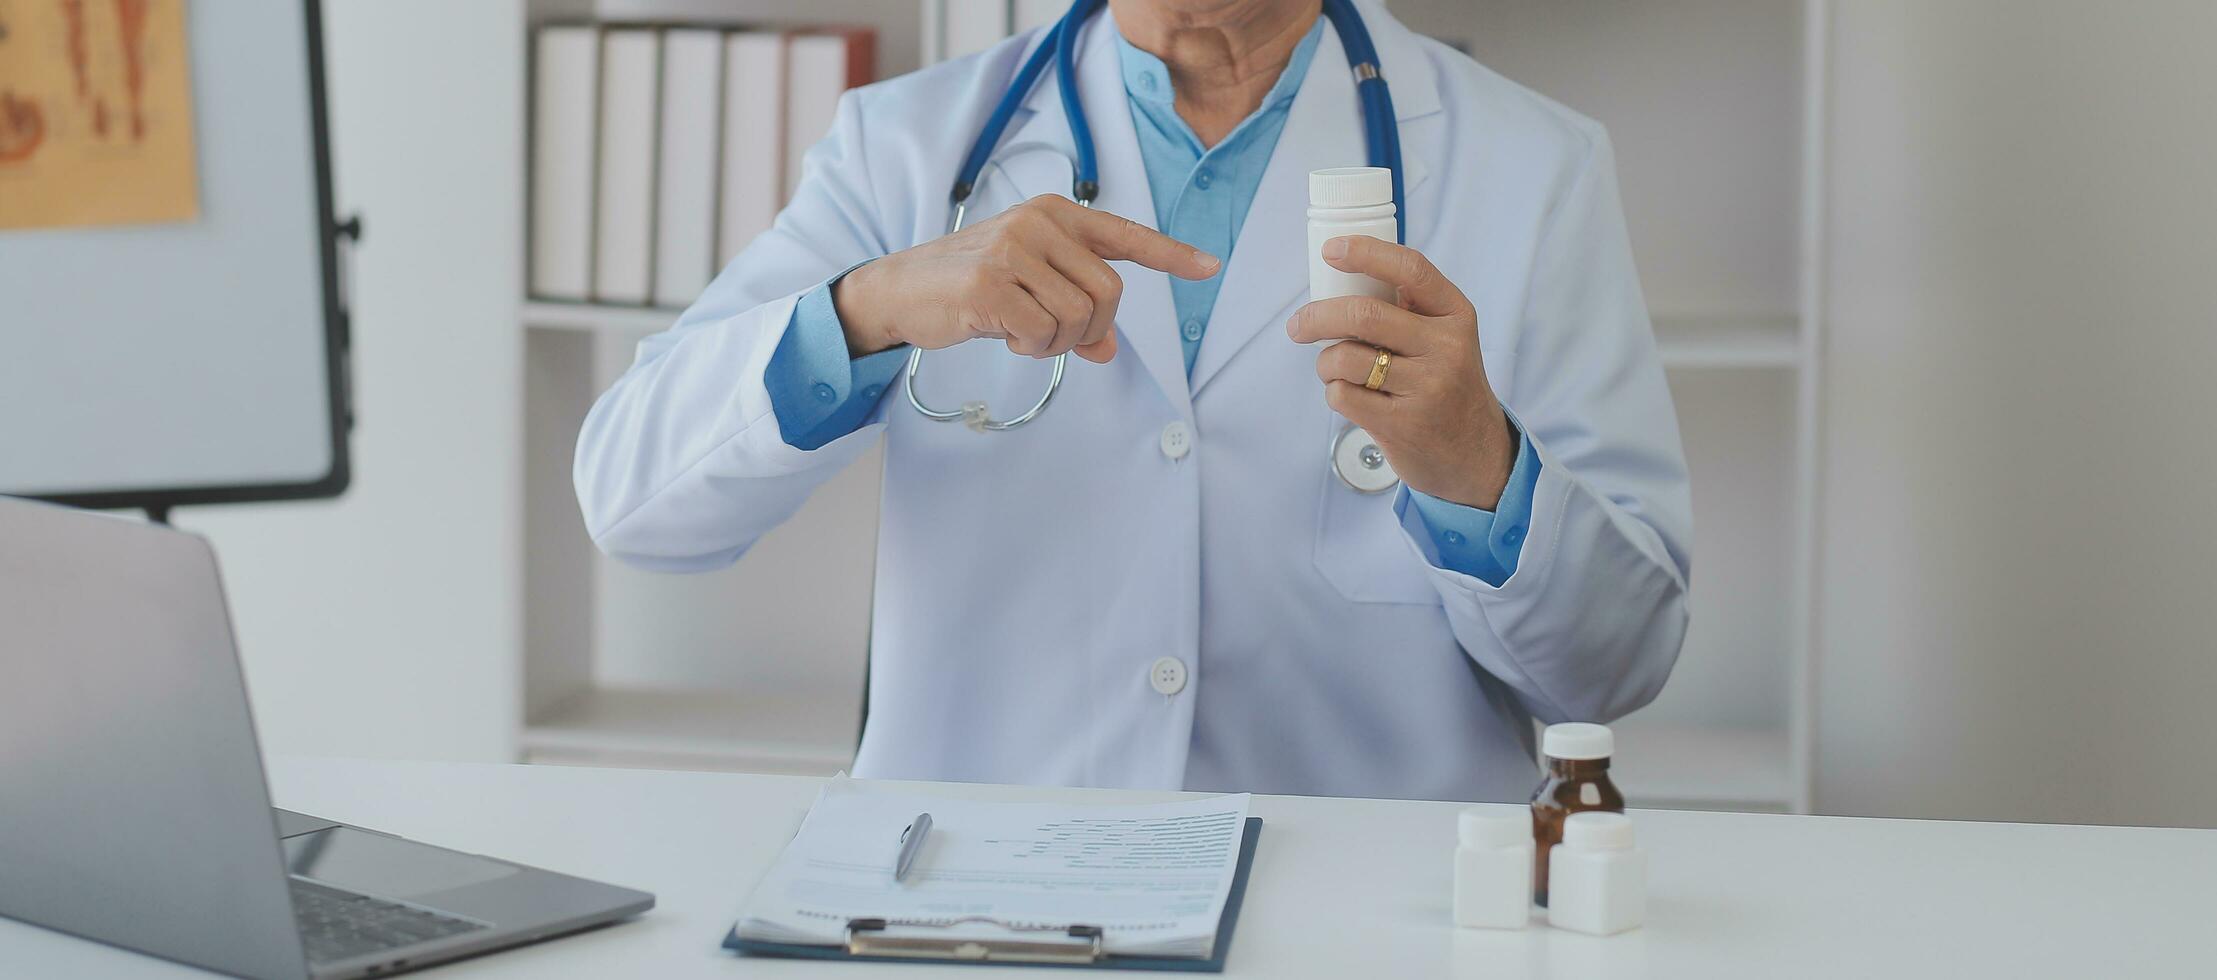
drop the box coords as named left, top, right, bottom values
left=517, top=0, right=915, bottom=781
left=520, top=687, right=859, bottom=774
left=1409, top=0, right=1827, bottom=813
left=515, top=0, right=1833, bottom=812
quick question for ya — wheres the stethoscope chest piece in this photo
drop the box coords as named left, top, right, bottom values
left=1331, top=423, right=1399, bottom=494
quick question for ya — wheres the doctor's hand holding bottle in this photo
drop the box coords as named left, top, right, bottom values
left=833, top=194, right=1221, bottom=366
left=1287, top=236, right=1520, bottom=511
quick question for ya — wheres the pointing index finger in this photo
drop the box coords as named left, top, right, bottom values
left=1064, top=206, right=1220, bottom=281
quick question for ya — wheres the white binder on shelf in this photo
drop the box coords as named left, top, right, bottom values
left=529, top=25, right=600, bottom=301
left=653, top=29, right=724, bottom=308
left=718, top=31, right=786, bottom=267
left=783, top=28, right=875, bottom=200
left=593, top=28, right=661, bottom=305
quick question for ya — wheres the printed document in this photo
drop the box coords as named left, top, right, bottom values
left=732, top=777, right=1253, bottom=958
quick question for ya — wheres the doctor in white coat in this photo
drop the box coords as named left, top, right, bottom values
left=575, top=0, right=1691, bottom=802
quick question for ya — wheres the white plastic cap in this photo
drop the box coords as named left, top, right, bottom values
left=1560, top=811, right=1635, bottom=851
left=1541, top=722, right=1614, bottom=761
left=1458, top=808, right=1529, bottom=849
left=1310, top=167, right=1393, bottom=209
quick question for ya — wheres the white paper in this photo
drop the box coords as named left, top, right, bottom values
left=735, top=778, right=1251, bottom=958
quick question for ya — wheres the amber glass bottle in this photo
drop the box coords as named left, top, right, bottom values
left=1529, top=723, right=1625, bottom=907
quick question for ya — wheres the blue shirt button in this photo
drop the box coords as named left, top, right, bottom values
left=1181, top=317, right=1203, bottom=341
left=812, top=382, right=837, bottom=403
left=1503, top=525, right=1525, bottom=547
left=1194, top=168, right=1214, bottom=190
left=1443, top=530, right=1467, bottom=547
left=1140, top=72, right=1158, bottom=92
left=861, top=384, right=883, bottom=400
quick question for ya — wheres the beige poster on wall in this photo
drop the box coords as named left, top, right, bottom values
left=0, top=0, right=200, bottom=230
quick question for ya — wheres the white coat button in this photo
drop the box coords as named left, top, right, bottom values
left=1149, top=657, right=1188, bottom=695
left=1159, top=421, right=1191, bottom=460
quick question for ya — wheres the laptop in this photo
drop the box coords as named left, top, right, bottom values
left=0, top=497, right=654, bottom=979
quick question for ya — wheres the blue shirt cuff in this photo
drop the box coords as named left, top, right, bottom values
left=1407, top=414, right=1543, bottom=586
left=766, top=268, right=906, bottom=451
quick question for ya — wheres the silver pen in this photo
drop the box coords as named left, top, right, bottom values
left=894, top=812, right=933, bottom=882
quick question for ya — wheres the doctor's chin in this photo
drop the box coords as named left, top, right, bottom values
left=7, top=1, right=2216, bottom=977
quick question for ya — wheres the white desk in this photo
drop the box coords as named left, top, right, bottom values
left=6, top=757, right=2213, bottom=978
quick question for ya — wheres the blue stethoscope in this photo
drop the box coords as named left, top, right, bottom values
left=904, top=0, right=1406, bottom=445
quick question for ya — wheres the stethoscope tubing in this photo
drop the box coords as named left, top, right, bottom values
left=901, top=192, right=1081, bottom=432
left=1334, top=0, right=1406, bottom=243
left=1053, top=0, right=1104, bottom=200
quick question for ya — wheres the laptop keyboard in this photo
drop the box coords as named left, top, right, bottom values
left=291, top=877, right=488, bottom=965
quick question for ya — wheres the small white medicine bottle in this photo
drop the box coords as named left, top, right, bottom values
left=1545, top=811, right=1646, bottom=936
left=1453, top=808, right=1533, bottom=930
left=1307, top=167, right=1399, bottom=313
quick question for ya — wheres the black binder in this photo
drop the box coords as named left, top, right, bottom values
left=724, top=816, right=1262, bottom=972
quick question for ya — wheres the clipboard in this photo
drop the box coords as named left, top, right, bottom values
left=724, top=816, right=1263, bottom=972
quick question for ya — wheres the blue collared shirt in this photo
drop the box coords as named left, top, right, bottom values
left=1121, top=21, right=1320, bottom=374
left=761, top=23, right=1541, bottom=585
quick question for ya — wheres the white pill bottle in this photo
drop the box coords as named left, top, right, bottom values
left=1453, top=808, right=1534, bottom=930
left=1546, top=811, right=1647, bottom=936
left=1307, top=167, right=1399, bottom=312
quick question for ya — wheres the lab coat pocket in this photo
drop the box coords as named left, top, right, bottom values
left=1311, top=433, right=1438, bottom=608
left=1311, top=348, right=1517, bottom=605
left=1314, top=469, right=1436, bottom=605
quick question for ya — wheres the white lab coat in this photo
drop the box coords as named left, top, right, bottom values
left=575, top=0, right=1690, bottom=803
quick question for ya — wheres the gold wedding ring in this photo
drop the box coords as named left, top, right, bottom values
left=1364, top=350, right=1392, bottom=391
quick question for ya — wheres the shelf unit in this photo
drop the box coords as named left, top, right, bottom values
left=1653, top=316, right=1802, bottom=370
left=1609, top=724, right=1795, bottom=813
left=521, top=687, right=859, bottom=774
left=1398, top=0, right=1826, bottom=813
left=517, top=0, right=920, bottom=778
left=521, top=300, right=679, bottom=335
left=515, top=0, right=1833, bottom=810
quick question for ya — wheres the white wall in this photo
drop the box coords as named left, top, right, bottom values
left=1817, top=0, right=2217, bottom=827
left=179, top=0, right=524, bottom=764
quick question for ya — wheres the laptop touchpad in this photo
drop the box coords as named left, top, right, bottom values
left=282, top=827, right=520, bottom=900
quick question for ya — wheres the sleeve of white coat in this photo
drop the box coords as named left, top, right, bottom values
left=1403, top=126, right=1693, bottom=725
left=573, top=90, right=891, bottom=572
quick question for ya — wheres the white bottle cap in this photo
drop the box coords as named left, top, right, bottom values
left=1458, top=808, right=1529, bottom=849
left=1541, top=722, right=1614, bottom=761
left=1560, top=811, right=1635, bottom=851
left=1309, top=167, right=1394, bottom=209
